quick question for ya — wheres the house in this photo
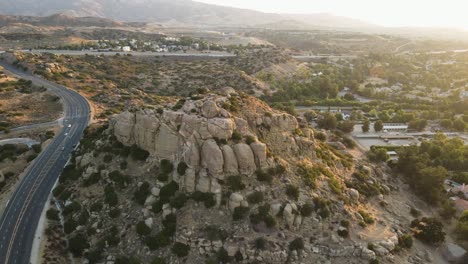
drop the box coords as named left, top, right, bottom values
left=453, top=198, right=468, bottom=217
left=383, top=123, right=408, bottom=132
left=451, top=184, right=468, bottom=199
left=122, top=46, right=131, bottom=52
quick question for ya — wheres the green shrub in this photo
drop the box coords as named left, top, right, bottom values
left=32, top=144, right=42, bottom=153
left=108, top=170, right=131, bottom=188
left=115, top=256, right=141, bottom=264
left=216, top=248, right=232, bottom=264
left=151, top=257, right=167, bottom=264
left=410, top=217, right=445, bottom=245
left=170, top=193, right=188, bottom=209
left=358, top=210, right=375, bottom=225
left=83, top=172, right=101, bottom=187
left=245, top=135, right=256, bottom=145
left=227, top=176, right=245, bottom=191
left=340, top=220, right=350, bottom=228
left=46, top=208, right=59, bottom=221
left=27, top=153, right=38, bottom=162
left=130, top=145, right=149, bottom=161
left=64, top=219, right=78, bottom=234
left=120, top=161, right=127, bottom=170
left=103, top=154, right=113, bottom=163
left=159, top=181, right=179, bottom=203
left=247, top=191, right=264, bottom=204
left=256, top=170, right=273, bottom=183
left=152, top=200, right=164, bottom=214
left=157, top=173, right=169, bottom=182
left=289, top=238, right=304, bottom=251
left=177, top=161, right=188, bottom=175
left=172, top=242, right=190, bottom=257
left=162, top=213, right=177, bottom=236
left=398, top=234, right=413, bottom=249
left=104, top=185, right=118, bottom=206
left=231, top=131, right=242, bottom=141
left=286, top=184, right=300, bottom=200
left=63, top=201, right=81, bottom=216
left=68, top=233, right=89, bottom=257
left=233, top=206, right=250, bottom=221
left=204, top=225, right=229, bottom=241
left=133, top=181, right=151, bottom=205
left=315, top=132, right=327, bottom=141
left=337, top=228, right=349, bottom=237
left=136, top=221, right=151, bottom=236
left=109, top=208, right=121, bottom=218
left=160, top=159, right=174, bottom=174
left=300, top=203, right=314, bottom=217
left=297, top=164, right=319, bottom=189
left=254, top=237, right=267, bottom=250
left=90, top=201, right=103, bottom=212
left=264, top=215, right=277, bottom=228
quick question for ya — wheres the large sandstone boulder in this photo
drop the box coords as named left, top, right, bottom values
left=443, top=243, right=467, bottom=263
left=250, top=142, right=267, bottom=169
left=201, top=100, right=219, bottom=118
left=207, top=118, right=235, bottom=140
left=229, top=193, right=244, bottom=211
left=201, top=139, right=224, bottom=178
left=112, top=111, right=135, bottom=145
left=154, top=124, right=180, bottom=160
left=196, top=169, right=211, bottom=193
left=184, top=168, right=196, bottom=193
left=233, top=143, right=256, bottom=175
left=221, top=145, right=239, bottom=175
left=134, top=110, right=160, bottom=150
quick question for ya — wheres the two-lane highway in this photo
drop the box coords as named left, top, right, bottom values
left=0, top=62, right=90, bottom=264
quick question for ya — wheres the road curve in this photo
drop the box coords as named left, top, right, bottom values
left=0, top=61, right=90, bottom=264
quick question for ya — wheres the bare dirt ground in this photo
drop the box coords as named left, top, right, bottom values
left=0, top=66, right=63, bottom=127
left=0, top=90, right=62, bottom=127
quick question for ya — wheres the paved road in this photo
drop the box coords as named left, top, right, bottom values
left=0, top=62, right=90, bottom=264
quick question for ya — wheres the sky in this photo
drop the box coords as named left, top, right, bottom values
left=196, top=0, right=468, bottom=29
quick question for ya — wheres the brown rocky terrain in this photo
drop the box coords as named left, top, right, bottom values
left=0, top=66, right=62, bottom=129
left=42, top=90, right=445, bottom=264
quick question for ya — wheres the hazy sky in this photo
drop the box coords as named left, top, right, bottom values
left=197, top=0, right=468, bottom=29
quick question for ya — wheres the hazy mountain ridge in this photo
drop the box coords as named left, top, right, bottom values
left=0, top=13, right=123, bottom=27
left=0, top=0, right=375, bottom=29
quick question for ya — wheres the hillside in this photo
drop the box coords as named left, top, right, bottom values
left=39, top=89, right=455, bottom=264
left=0, top=13, right=123, bottom=27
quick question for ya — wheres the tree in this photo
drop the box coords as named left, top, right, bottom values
left=367, top=148, right=389, bottom=162
left=317, top=113, right=337, bottom=130
left=453, top=119, right=466, bottom=131
left=339, top=120, right=355, bottom=133
left=439, top=119, right=453, bottom=129
left=374, top=120, right=383, bottom=132
left=456, top=210, right=468, bottom=241
left=362, top=119, right=370, bottom=133
left=408, top=119, right=427, bottom=132
left=411, top=217, right=445, bottom=245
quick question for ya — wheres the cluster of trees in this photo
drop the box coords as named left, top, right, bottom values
left=316, top=113, right=355, bottom=133
left=397, top=134, right=467, bottom=204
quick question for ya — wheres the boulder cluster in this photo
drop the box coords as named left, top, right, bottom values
left=111, top=90, right=314, bottom=200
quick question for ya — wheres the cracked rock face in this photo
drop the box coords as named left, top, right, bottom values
left=110, top=92, right=315, bottom=193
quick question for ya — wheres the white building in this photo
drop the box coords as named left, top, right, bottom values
left=383, top=123, right=408, bottom=132
left=122, top=46, right=131, bottom=52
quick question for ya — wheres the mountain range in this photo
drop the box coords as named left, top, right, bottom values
left=0, top=0, right=375, bottom=29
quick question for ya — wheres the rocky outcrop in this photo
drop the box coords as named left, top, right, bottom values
left=110, top=92, right=315, bottom=193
